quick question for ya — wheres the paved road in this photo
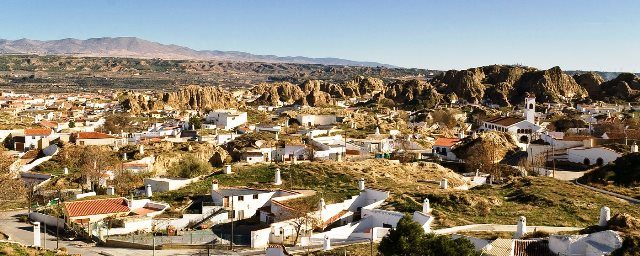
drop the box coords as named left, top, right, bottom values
left=0, top=210, right=235, bottom=255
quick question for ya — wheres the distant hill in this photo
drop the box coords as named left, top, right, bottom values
left=0, top=37, right=395, bottom=68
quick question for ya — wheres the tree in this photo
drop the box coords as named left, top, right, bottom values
left=273, top=196, right=321, bottom=246
left=103, top=113, right=132, bottom=134
left=68, top=120, right=76, bottom=128
left=77, top=146, right=119, bottom=191
left=111, top=169, right=152, bottom=196
left=167, top=155, right=212, bottom=178
left=189, top=116, right=203, bottom=130
left=379, top=216, right=479, bottom=256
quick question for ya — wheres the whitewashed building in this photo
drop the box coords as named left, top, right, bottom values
left=206, top=109, right=248, bottom=130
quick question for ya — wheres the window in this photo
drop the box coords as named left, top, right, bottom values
left=238, top=195, right=244, bottom=201
left=529, top=103, right=534, bottom=109
left=253, top=194, right=259, bottom=199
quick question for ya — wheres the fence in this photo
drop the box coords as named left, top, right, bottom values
left=107, top=229, right=251, bottom=247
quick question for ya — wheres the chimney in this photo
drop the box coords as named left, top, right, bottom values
left=63, top=167, right=69, bottom=175
left=422, top=198, right=431, bottom=214
left=123, top=153, right=128, bottom=161
left=632, top=142, right=638, bottom=153
left=458, top=132, right=465, bottom=139
left=145, top=184, right=153, bottom=197
left=139, top=145, right=144, bottom=155
left=515, top=216, right=527, bottom=239
left=318, top=197, right=326, bottom=212
left=274, top=168, right=282, bottom=185
left=357, top=178, right=365, bottom=191
left=224, top=165, right=232, bottom=174
left=440, top=178, right=448, bottom=189
left=323, top=235, right=331, bottom=251
left=106, top=186, right=115, bottom=196
left=211, top=179, right=219, bottom=191
left=599, top=206, right=611, bottom=227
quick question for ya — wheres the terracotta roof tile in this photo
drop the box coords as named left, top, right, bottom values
left=25, top=128, right=52, bottom=136
left=483, top=116, right=525, bottom=126
left=434, top=137, right=461, bottom=147
left=76, top=132, right=115, bottom=139
left=64, top=198, right=130, bottom=217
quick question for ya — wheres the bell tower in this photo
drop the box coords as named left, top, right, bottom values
left=524, top=96, right=536, bottom=124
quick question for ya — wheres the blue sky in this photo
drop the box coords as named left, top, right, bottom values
left=1, top=0, right=639, bottom=72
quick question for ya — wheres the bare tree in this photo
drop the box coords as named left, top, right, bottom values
left=273, top=198, right=321, bottom=246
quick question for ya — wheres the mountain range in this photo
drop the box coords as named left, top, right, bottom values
left=0, top=37, right=394, bottom=67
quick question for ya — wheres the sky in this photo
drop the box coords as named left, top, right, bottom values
left=1, top=0, right=639, bottom=72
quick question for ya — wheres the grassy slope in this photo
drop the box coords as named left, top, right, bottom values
left=0, top=242, right=65, bottom=256
left=151, top=162, right=640, bottom=230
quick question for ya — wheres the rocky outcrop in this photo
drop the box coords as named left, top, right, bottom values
left=432, top=68, right=486, bottom=104
left=252, top=82, right=305, bottom=106
left=599, top=73, right=640, bottom=101
left=122, top=85, right=241, bottom=113
left=511, top=66, right=588, bottom=103
left=573, top=72, right=605, bottom=99
left=380, top=79, right=443, bottom=109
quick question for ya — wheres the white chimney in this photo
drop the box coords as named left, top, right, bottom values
left=139, top=145, right=144, bottom=155
left=123, top=153, right=128, bottom=161
left=106, top=186, right=115, bottom=196
left=458, top=132, right=465, bottom=139
left=515, top=216, right=527, bottom=239
left=440, top=178, right=448, bottom=189
left=375, top=127, right=380, bottom=135
left=632, top=143, right=638, bottom=153
left=357, top=178, right=365, bottom=191
left=274, top=168, right=282, bottom=185
left=224, top=165, right=232, bottom=174
left=422, top=198, right=431, bottom=214
left=275, top=132, right=279, bottom=141
left=63, top=167, right=69, bottom=175
left=211, top=180, right=219, bottom=191
left=323, top=235, right=331, bottom=251
left=599, top=206, right=611, bottom=227
left=145, top=184, right=153, bottom=197
left=318, top=197, right=326, bottom=212
left=33, top=222, right=41, bottom=247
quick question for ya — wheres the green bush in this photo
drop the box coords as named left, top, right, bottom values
left=167, top=156, right=213, bottom=178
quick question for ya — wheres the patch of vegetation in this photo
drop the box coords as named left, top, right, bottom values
left=167, top=155, right=213, bottom=178
left=0, top=242, right=67, bottom=256
left=580, top=153, right=640, bottom=198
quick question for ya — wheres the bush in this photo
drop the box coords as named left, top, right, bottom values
left=378, top=216, right=480, bottom=256
left=167, top=156, right=213, bottom=178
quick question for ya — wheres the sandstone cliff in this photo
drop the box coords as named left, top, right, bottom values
left=599, top=73, right=640, bottom=101
left=122, top=85, right=241, bottom=113
left=573, top=72, right=605, bottom=99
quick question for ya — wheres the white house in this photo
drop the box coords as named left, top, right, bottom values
left=432, top=137, right=461, bottom=161
left=20, top=128, right=54, bottom=152
left=296, top=114, right=337, bottom=127
left=566, top=139, right=622, bottom=166
left=206, top=109, right=248, bottom=131
left=480, top=97, right=542, bottom=145
left=211, top=182, right=277, bottom=220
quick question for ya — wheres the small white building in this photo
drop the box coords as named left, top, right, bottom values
left=432, top=137, right=461, bottom=161
left=211, top=184, right=276, bottom=221
left=566, top=139, right=622, bottom=166
left=206, top=109, right=248, bottom=131
left=296, top=114, right=337, bottom=127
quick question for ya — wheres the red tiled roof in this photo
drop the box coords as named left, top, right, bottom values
left=64, top=198, right=130, bottom=217
left=483, top=116, right=525, bottom=126
left=76, top=132, right=115, bottom=139
left=25, top=128, right=52, bottom=136
left=433, top=137, right=461, bottom=147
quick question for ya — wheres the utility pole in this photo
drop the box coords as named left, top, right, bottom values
left=230, top=198, right=234, bottom=251
left=56, top=190, right=61, bottom=250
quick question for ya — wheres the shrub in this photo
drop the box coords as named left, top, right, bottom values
left=167, top=156, right=213, bottom=178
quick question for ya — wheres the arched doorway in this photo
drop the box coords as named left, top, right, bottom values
left=596, top=158, right=604, bottom=166
left=583, top=158, right=591, bottom=165
left=519, top=135, right=529, bottom=143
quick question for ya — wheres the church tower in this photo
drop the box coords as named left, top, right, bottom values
left=524, top=96, right=536, bottom=124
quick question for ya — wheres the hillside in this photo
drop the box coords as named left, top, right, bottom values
left=0, top=37, right=394, bottom=67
